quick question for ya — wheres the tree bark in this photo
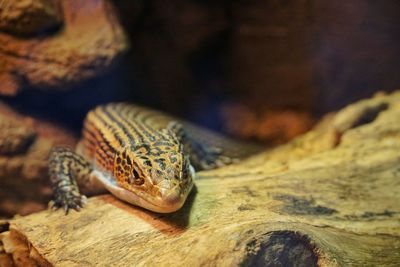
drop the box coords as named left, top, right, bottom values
left=1, top=91, right=399, bottom=266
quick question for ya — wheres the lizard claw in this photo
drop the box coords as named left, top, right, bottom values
left=198, top=149, right=239, bottom=170
left=63, top=204, right=69, bottom=215
left=49, top=191, right=87, bottom=215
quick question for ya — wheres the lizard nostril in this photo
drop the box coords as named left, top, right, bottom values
left=159, top=188, right=182, bottom=204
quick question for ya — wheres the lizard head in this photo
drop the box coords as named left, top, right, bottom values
left=113, top=136, right=195, bottom=213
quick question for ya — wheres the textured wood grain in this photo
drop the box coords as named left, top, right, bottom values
left=2, top=91, right=400, bottom=266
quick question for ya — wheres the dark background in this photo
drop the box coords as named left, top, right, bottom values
left=4, top=0, right=400, bottom=142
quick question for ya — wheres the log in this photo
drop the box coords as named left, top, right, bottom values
left=1, top=91, right=400, bottom=266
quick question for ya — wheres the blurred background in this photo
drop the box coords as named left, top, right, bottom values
left=3, top=0, right=400, bottom=142
left=0, top=0, right=400, bottom=217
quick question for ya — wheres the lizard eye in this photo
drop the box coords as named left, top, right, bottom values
left=133, top=178, right=144, bottom=185
left=181, top=157, right=191, bottom=178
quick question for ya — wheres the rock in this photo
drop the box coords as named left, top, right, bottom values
left=0, top=101, right=77, bottom=217
left=0, top=0, right=128, bottom=95
left=0, top=0, right=63, bottom=36
left=220, top=103, right=315, bottom=144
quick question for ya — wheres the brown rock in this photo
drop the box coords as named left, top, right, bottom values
left=0, top=101, right=77, bottom=217
left=0, top=0, right=63, bottom=36
left=0, top=0, right=128, bottom=95
left=221, top=103, right=315, bottom=144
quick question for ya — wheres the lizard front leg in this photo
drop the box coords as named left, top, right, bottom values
left=48, top=147, right=92, bottom=214
left=166, top=121, right=238, bottom=170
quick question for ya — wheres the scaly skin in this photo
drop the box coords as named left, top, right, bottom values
left=48, top=103, right=235, bottom=214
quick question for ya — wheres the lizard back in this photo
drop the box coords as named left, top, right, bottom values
left=79, top=103, right=168, bottom=174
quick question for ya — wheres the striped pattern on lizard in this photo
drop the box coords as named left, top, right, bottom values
left=48, top=103, right=239, bottom=214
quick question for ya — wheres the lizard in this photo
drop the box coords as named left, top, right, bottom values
left=48, top=103, right=246, bottom=214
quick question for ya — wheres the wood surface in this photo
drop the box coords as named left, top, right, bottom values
left=1, top=91, right=399, bottom=266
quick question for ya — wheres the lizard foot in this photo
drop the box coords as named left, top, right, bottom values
left=197, top=146, right=239, bottom=170
left=49, top=192, right=87, bottom=214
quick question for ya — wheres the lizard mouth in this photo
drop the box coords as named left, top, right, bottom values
left=92, top=170, right=190, bottom=213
